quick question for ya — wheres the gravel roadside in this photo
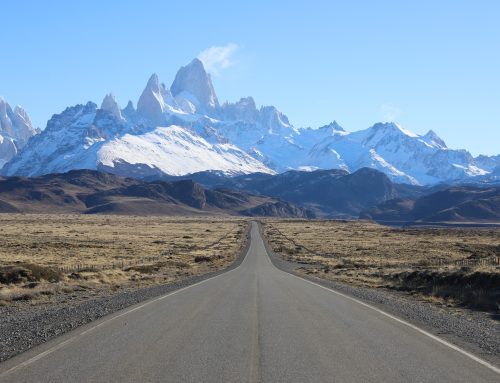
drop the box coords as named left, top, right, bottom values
left=0, top=224, right=251, bottom=362
left=258, top=222, right=500, bottom=367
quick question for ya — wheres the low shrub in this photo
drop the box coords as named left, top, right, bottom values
left=388, top=270, right=500, bottom=312
left=124, top=264, right=159, bottom=274
left=0, top=263, right=62, bottom=284
left=194, top=255, right=212, bottom=263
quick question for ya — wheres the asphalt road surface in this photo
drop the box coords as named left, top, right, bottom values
left=1, top=222, right=498, bottom=382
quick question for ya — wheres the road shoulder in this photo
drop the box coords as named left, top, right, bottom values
left=0, top=222, right=252, bottom=363
left=258, top=222, right=500, bottom=367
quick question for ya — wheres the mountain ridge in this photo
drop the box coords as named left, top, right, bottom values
left=1, top=59, right=499, bottom=185
left=360, top=186, right=500, bottom=223
left=152, top=167, right=429, bottom=217
left=0, top=169, right=312, bottom=218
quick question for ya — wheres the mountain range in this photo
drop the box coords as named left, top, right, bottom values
left=1, top=58, right=499, bottom=185
left=361, top=186, right=500, bottom=223
left=0, top=169, right=312, bottom=217
left=1, top=167, right=497, bottom=223
left=156, top=167, right=424, bottom=217
left=159, top=167, right=500, bottom=222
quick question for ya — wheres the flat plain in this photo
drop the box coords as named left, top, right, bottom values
left=0, top=214, right=248, bottom=304
left=263, top=219, right=500, bottom=312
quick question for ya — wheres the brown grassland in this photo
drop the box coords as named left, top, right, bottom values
left=262, top=220, right=500, bottom=312
left=0, top=214, right=248, bottom=304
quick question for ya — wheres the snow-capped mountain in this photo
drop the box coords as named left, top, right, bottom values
left=474, top=154, right=500, bottom=172
left=1, top=58, right=498, bottom=185
left=0, top=97, right=39, bottom=167
left=171, top=58, right=219, bottom=114
left=306, top=122, right=487, bottom=185
left=3, top=95, right=270, bottom=177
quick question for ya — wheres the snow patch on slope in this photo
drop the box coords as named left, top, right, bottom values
left=98, top=126, right=273, bottom=176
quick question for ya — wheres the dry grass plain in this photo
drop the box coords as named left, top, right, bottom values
left=0, top=214, right=248, bottom=304
left=263, top=220, right=500, bottom=312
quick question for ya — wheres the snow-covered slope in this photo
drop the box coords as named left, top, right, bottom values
left=474, top=154, right=500, bottom=172
left=98, top=126, right=271, bottom=176
left=2, top=96, right=271, bottom=177
left=0, top=97, right=38, bottom=167
left=2, top=59, right=498, bottom=185
left=336, top=123, right=485, bottom=184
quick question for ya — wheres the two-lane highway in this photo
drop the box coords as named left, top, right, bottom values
left=1, top=222, right=498, bottom=382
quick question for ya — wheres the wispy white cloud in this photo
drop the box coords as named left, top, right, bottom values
left=198, top=43, right=239, bottom=75
left=380, top=103, right=403, bottom=122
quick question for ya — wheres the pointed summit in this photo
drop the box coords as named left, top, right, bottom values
left=137, top=73, right=167, bottom=126
left=123, top=100, right=135, bottom=114
left=13, top=106, right=32, bottom=126
left=0, top=98, right=36, bottom=142
left=101, top=94, right=125, bottom=122
left=0, top=97, right=14, bottom=136
left=319, top=121, right=345, bottom=133
left=146, top=73, right=160, bottom=91
left=11, top=105, right=36, bottom=144
left=371, top=122, right=419, bottom=138
left=0, top=97, right=38, bottom=166
left=170, top=58, right=219, bottom=113
left=423, top=129, right=447, bottom=149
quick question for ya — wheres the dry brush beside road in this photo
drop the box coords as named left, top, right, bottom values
left=262, top=219, right=500, bottom=312
left=0, top=214, right=248, bottom=305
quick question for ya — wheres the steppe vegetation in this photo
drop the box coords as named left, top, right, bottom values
left=263, top=220, right=500, bottom=312
left=0, top=214, right=248, bottom=304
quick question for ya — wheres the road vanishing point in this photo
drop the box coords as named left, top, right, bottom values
left=1, top=222, right=498, bottom=382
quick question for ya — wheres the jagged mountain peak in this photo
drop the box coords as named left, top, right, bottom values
left=0, top=98, right=36, bottom=139
left=101, top=94, right=125, bottom=122
left=123, top=100, right=135, bottom=115
left=259, top=105, right=291, bottom=129
left=423, top=129, right=447, bottom=149
left=318, top=121, right=345, bottom=133
left=0, top=97, right=38, bottom=166
left=0, top=97, right=9, bottom=113
left=137, top=73, right=167, bottom=126
left=221, top=97, right=259, bottom=122
left=146, top=73, right=160, bottom=90
left=170, top=58, right=219, bottom=112
left=371, top=122, right=418, bottom=136
left=101, top=93, right=117, bottom=107
left=83, top=101, right=98, bottom=112
left=425, top=129, right=437, bottom=136
left=238, top=96, right=256, bottom=107
left=13, top=105, right=31, bottom=122
left=231, top=96, right=257, bottom=112
left=2, top=61, right=498, bottom=186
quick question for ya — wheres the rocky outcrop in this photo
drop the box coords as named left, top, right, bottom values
left=0, top=97, right=38, bottom=166
left=171, top=58, right=219, bottom=113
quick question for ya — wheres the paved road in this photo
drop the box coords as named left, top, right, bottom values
left=1, top=222, right=498, bottom=382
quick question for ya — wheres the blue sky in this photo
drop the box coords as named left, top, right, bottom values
left=2, top=0, right=499, bottom=155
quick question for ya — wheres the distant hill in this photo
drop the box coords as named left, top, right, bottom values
left=0, top=170, right=313, bottom=218
left=360, top=186, right=500, bottom=223
left=153, top=167, right=426, bottom=217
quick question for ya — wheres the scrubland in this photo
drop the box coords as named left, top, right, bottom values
left=0, top=214, right=248, bottom=305
left=263, top=220, right=500, bottom=312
